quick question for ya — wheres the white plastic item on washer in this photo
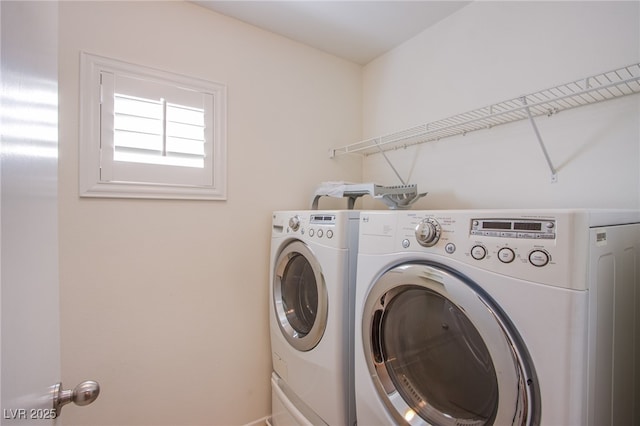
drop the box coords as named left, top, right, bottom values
left=311, top=181, right=426, bottom=210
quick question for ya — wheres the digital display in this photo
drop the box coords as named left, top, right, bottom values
left=472, top=218, right=553, bottom=238
left=311, top=215, right=335, bottom=223
left=482, top=221, right=512, bottom=230
left=514, top=222, right=542, bottom=231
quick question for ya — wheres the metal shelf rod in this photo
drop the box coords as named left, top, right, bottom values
left=330, top=64, right=640, bottom=161
left=522, top=96, right=558, bottom=183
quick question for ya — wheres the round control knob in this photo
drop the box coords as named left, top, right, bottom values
left=498, top=247, right=516, bottom=263
left=470, top=245, right=487, bottom=260
left=288, top=215, right=301, bottom=232
left=415, top=218, right=441, bottom=247
left=529, top=250, right=550, bottom=267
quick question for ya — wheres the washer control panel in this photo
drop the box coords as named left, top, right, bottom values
left=273, top=211, right=359, bottom=250
left=307, top=214, right=336, bottom=239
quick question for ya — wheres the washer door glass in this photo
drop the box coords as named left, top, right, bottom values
left=274, top=240, right=328, bottom=352
left=363, top=263, right=539, bottom=426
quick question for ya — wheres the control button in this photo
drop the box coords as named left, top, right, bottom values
left=546, top=222, right=555, bottom=229
left=498, top=247, right=515, bottom=263
left=501, top=232, right=518, bottom=238
left=326, top=230, right=333, bottom=239
left=402, top=239, right=410, bottom=249
left=288, top=215, right=301, bottom=232
left=415, top=217, right=442, bottom=247
left=470, top=245, right=487, bottom=260
left=529, top=250, right=550, bottom=267
left=445, top=243, right=456, bottom=254
left=317, top=229, right=323, bottom=238
left=309, top=229, right=314, bottom=237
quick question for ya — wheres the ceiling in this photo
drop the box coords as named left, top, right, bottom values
left=193, top=1, right=472, bottom=65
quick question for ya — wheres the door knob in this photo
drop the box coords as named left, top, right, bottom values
left=53, top=380, right=100, bottom=418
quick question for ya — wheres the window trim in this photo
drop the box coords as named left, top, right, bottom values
left=79, top=52, right=227, bottom=200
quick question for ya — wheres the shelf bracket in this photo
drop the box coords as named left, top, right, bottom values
left=374, top=139, right=407, bottom=185
left=521, top=96, right=558, bottom=183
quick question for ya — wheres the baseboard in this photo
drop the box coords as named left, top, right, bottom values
left=243, top=415, right=271, bottom=426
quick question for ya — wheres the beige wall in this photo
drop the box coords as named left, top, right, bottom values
left=362, top=1, right=640, bottom=210
left=58, top=2, right=361, bottom=425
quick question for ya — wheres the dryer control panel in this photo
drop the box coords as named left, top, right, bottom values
left=467, top=218, right=556, bottom=268
left=360, top=210, right=606, bottom=290
left=372, top=210, right=579, bottom=289
left=470, top=218, right=556, bottom=240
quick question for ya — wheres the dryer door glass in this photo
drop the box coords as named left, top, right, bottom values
left=363, top=263, right=539, bottom=426
left=274, top=241, right=328, bottom=352
left=381, top=286, right=498, bottom=424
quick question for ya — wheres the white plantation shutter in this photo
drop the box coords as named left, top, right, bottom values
left=100, top=72, right=214, bottom=186
left=80, top=53, right=226, bottom=200
left=114, top=94, right=208, bottom=168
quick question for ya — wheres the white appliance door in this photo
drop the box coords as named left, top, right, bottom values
left=361, top=262, right=540, bottom=426
left=273, top=240, right=328, bottom=352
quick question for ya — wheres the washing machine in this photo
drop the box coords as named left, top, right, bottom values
left=354, top=209, right=640, bottom=426
left=270, top=210, right=359, bottom=426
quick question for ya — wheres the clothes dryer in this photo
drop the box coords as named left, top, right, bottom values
left=354, top=209, right=640, bottom=426
left=270, top=211, right=359, bottom=426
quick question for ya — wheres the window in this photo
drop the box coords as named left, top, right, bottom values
left=79, top=52, right=227, bottom=200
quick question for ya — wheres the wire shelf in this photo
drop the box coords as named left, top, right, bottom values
left=330, top=63, right=640, bottom=158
